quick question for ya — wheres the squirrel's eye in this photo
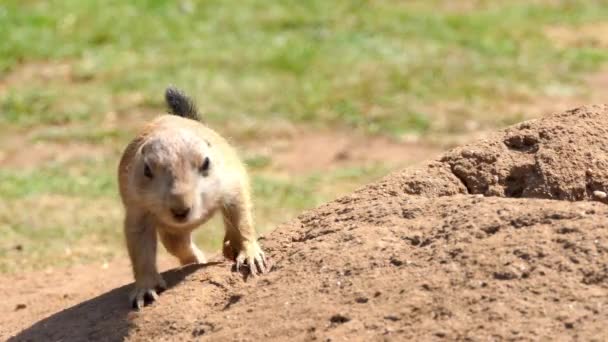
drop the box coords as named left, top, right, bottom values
left=199, top=157, right=210, bottom=175
left=144, top=163, right=153, bottom=179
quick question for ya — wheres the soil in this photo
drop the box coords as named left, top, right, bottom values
left=247, top=129, right=439, bottom=174
left=0, top=140, right=111, bottom=169
left=3, top=105, right=608, bottom=341
left=546, top=22, right=608, bottom=49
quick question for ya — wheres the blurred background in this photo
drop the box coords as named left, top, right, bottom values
left=1, top=0, right=607, bottom=274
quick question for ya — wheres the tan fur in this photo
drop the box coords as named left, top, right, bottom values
left=118, top=115, right=266, bottom=309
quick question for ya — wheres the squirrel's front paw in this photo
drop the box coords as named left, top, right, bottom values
left=235, top=241, right=268, bottom=276
left=130, top=274, right=167, bottom=310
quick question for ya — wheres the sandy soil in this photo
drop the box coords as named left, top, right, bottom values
left=4, top=105, right=608, bottom=341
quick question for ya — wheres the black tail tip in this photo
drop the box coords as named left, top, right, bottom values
left=164, top=86, right=200, bottom=121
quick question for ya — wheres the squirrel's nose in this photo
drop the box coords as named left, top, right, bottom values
left=171, top=207, right=191, bottom=221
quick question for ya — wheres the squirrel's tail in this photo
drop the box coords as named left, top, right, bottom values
left=165, top=87, right=200, bottom=121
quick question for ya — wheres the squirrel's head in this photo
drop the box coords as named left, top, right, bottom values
left=132, top=128, right=222, bottom=228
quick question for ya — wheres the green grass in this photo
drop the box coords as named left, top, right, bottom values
left=1, top=0, right=608, bottom=273
left=0, top=166, right=115, bottom=199
left=0, top=86, right=111, bottom=126
left=2, top=0, right=608, bottom=134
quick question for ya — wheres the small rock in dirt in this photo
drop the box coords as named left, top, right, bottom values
left=14, top=244, right=23, bottom=251
left=383, top=328, right=394, bottom=335
left=330, top=314, right=350, bottom=324
left=355, top=297, right=368, bottom=304
left=384, top=315, right=400, bottom=321
left=593, top=190, right=607, bottom=199
left=192, top=328, right=207, bottom=337
left=390, top=258, right=403, bottom=266
left=191, top=322, right=215, bottom=336
left=334, top=150, right=350, bottom=161
left=374, top=291, right=382, bottom=297
left=15, top=303, right=26, bottom=311
left=222, top=294, right=242, bottom=311
left=564, top=322, right=574, bottom=329
left=403, top=235, right=421, bottom=246
left=493, top=271, right=517, bottom=280
left=556, top=227, right=578, bottom=234
left=481, top=225, right=500, bottom=235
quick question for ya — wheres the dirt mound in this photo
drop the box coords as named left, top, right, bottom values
left=373, top=105, right=608, bottom=201
left=9, top=105, right=608, bottom=341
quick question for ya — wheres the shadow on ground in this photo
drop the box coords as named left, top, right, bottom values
left=9, top=263, right=212, bottom=342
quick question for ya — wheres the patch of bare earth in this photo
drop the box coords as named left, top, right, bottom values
left=4, top=105, right=608, bottom=341
left=0, top=256, right=178, bottom=340
left=0, top=141, right=111, bottom=169
left=0, top=61, right=74, bottom=94
left=246, top=129, right=440, bottom=174
left=546, top=22, right=608, bottom=49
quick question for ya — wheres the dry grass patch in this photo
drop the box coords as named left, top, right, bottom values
left=546, top=22, right=608, bottom=49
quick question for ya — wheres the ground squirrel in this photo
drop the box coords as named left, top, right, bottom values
left=118, top=87, right=267, bottom=309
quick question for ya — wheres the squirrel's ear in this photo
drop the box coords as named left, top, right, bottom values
left=139, top=139, right=159, bottom=159
left=140, top=140, right=151, bottom=156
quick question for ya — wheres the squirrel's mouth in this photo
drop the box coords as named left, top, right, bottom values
left=170, top=206, right=190, bottom=222
left=160, top=211, right=191, bottom=228
left=172, top=212, right=189, bottom=222
left=163, top=205, right=215, bottom=228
